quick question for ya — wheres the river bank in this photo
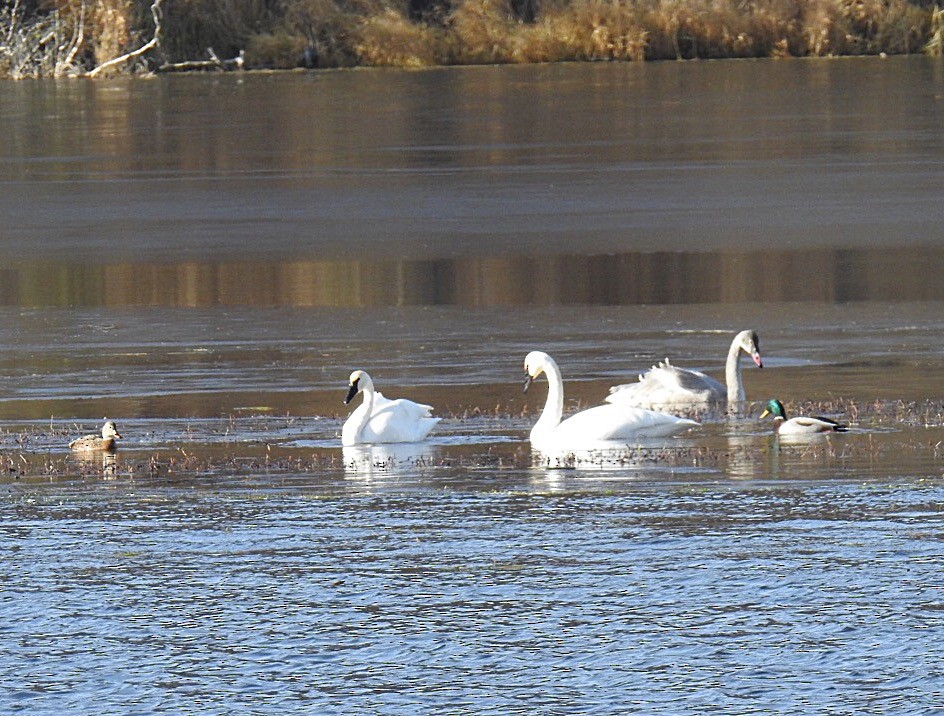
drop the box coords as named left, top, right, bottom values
left=2, top=0, right=942, bottom=79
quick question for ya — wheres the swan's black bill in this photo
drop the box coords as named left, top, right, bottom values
left=344, top=380, right=359, bottom=405
left=523, top=374, right=534, bottom=393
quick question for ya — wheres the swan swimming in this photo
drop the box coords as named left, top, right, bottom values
left=523, top=351, right=698, bottom=449
left=606, top=329, right=763, bottom=411
left=760, top=398, right=849, bottom=436
left=342, top=370, right=440, bottom=446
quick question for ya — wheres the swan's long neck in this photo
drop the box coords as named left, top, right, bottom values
left=532, top=359, right=564, bottom=440
left=353, top=384, right=376, bottom=440
left=724, top=338, right=745, bottom=405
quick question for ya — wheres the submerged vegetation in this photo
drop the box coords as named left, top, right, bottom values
left=1, top=0, right=943, bottom=77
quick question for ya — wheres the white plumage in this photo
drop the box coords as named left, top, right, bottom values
left=606, top=330, right=763, bottom=411
left=341, top=370, right=440, bottom=446
left=523, top=351, right=698, bottom=450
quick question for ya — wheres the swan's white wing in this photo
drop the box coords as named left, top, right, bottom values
left=550, top=403, right=698, bottom=444
left=607, top=363, right=724, bottom=409
left=363, top=397, right=440, bottom=443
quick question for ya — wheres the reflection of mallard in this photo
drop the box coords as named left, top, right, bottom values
left=101, top=452, right=117, bottom=478
left=760, top=399, right=848, bottom=435
left=69, top=419, right=122, bottom=451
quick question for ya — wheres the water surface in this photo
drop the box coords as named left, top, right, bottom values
left=2, top=59, right=944, bottom=714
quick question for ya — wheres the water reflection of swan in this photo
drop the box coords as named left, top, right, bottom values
left=760, top=399, right=849, bottom=436
left=342, top=443, right=438, bottom=474
left=523, top=351, right=698, bottom=452
left=341, top=370, right=440, bottom=446
left=531, top=443, right=653, bottom=469
left=606, top=330, right=763, bottom=412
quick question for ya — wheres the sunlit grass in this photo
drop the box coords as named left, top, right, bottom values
left=0, top=0, right=938, bottom=77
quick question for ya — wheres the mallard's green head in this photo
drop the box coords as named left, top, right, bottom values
left=760, top=398, right=786, bottom=420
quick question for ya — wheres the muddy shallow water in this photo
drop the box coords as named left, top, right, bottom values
left=2, top=58, right=944, bottom=713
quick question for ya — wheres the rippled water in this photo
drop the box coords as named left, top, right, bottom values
left=2, top=58, right=944, bottom=713
left=3, top=300, right=944, bottom=713
left=5, top=472, right=944, bottom=713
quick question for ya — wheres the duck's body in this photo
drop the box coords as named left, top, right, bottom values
left=342, top=370, right=440, bottom=446
left=69, top=420, right=122, bottom=452
left=524, top=351, right=698, bottom=449
left=760, top=399, right=848, bottom=435
left=606, top=330, right=763, bottom=411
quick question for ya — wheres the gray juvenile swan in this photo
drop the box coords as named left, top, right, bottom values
left=606, top=330, right=763, bottom=411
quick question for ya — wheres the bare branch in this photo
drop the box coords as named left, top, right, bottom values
left=58, top=0, right=86, bottom=75
left=87, top=0, right=164, bottom=77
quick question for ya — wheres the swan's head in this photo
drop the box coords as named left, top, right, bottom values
left=759, top=398, right=786, bottom=421
left=736, top=330, right=763, bottom=368
left=344, top=370, right=374, bottom=404
left=523, top=351, right=552, bottom=392
left=101, top=420, right=121, bottom=440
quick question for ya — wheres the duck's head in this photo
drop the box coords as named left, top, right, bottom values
left=736, top=330, right=763, bottom=368
left=760, top=398, right=786, bottom=421
left=344, top=370, right=373, bottom=404
left=101, top=420, right=122, bottom=440
left=523, top=351, right=552, bottom=392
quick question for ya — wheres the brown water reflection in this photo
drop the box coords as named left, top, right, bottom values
left=4, top=58, right=944, bottom=294
left=4, top=245, right=944, bottom=307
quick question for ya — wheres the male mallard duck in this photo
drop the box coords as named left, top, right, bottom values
left=342, top=370, right=440, bottom=446
left=760, top=399, right=848, bottom=435
left=606, top=330, right=763, bottom=411
left=69, top=419, right=122, bottom=451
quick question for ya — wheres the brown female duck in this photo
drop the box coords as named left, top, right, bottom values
left=69, top=419, right=122, bottom=452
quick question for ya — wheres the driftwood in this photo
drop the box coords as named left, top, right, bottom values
left=86, top=0, right=163, bottom=77
left=156, top=49, right=245, bottom=73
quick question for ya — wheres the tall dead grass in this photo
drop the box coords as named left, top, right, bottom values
left=299, top=0, right=936, bottom=67
left=1, top=0, right=939, bottom=76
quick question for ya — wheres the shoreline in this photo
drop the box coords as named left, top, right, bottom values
left=2, top=0, right=941, bottom=79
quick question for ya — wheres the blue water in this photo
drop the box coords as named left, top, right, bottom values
left=3, top=473, right=942, bottom=714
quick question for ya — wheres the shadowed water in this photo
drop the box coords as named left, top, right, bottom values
left=2, top=59, right=944, bottom=713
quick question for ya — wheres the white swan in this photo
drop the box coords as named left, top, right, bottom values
left=760, top=398, right=849, bottom=436
left=342, top=370, right=440, bottom=446
left=606, top=329, right=763, bottom=411
left=523, top=351, right=698, bottom=449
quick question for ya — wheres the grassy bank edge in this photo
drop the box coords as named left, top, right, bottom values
left=2, top=0, right=943, bottom=79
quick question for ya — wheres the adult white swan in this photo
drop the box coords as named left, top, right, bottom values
left=342, top=370, right=440, bottom=446
left=523, top=351, right=698, bottom=449
left=606, top=330, right=763, bottom=411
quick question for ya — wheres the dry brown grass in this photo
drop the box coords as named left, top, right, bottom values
left=352, top=7, right=445, bottom=65
left=89, top=0, right=134, bottom=63
left=515, top=1, right=650, bottom=62
left=0, top=0, right=938, bottom=76
left=447, top=0, right=518, bottom=63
